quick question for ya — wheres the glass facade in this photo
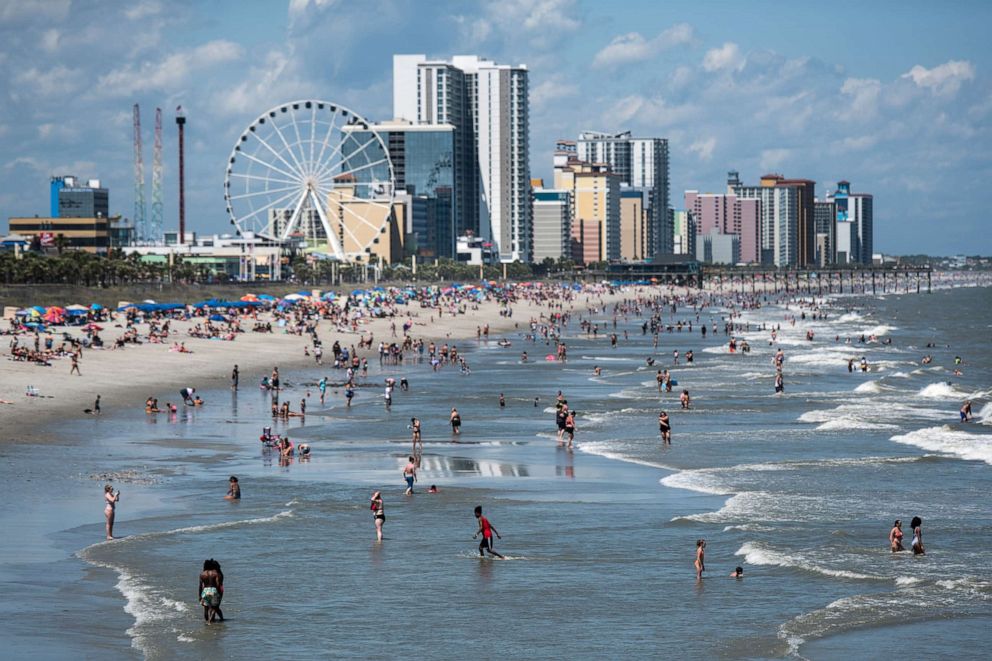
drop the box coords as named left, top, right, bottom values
left=346, top=127, right=455, bottom=258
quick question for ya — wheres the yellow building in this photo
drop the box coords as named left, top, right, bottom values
left=620, top=190, right=648, bottom=261
left=7, top=216, right=111, bottom=253
left=552, top=146, right=620, bottom=264
left=326, top=176, right=403, bottom=263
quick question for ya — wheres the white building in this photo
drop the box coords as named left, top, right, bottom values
left=576, top=131, right=671, bottom=258
left=695, top=230, right=740, bottom=265
left=532, top=188, right=572, bottom=262
left=394, top=54, right=531, bottom=263
left=672, top=209, right=696, bottom=256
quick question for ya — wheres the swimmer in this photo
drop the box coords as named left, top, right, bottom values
left=910, top=516, right=925, bottom=555
left=593, top=365, right=602, bottom=376
left=403, top=456, right=417, bottom=495
left=695, top=539, right=706, bottom=580
left=658, top=411, right=671, bottom=444
left=680, top=389, right=690, bottom=409
left=730, top=566, right=743, bottom=578
left=499, top=393, right=506, bottom=408
left=371, top=491, right=384, bottom=541
left=889, top=519, right=904, bottom=552
left=224, top=476, right=240, bottom=500
left=428, top=485, right=439, bottom=494
left=450, top=408, right=461, bottom=436
left=960, top=400, right=972, bottom=422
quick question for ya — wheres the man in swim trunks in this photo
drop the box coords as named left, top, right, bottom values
left=198, top=559, right=222, bottom=624
left=403, top=456, right=417, bottom=495
left=960, top=400, right=973, bottom=422
left=473, top=506, right=504, bottom=558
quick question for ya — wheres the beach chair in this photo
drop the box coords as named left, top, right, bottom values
left=26, top=385, right=39, bottom=397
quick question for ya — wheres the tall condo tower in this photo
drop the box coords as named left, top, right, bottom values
left=150, top=107, right=163, bottom=244
left=132, top=104, right=147, bottom=242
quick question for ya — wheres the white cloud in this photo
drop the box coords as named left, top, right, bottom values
left=531, top=78, right=579, bottom=109
left=124, top=1, right=162, bottom=21
left=902, top=60, right=975, bottom=96
left=703, top=42, right=743, bottom=72
left=689, top=137, right=717, bottom=161
left=759, top=148, right=792, bottom=171
left=12, top=65, right=82, bottom=98
left=98, top=40, right=243, bottom=96
left=840, top=135, right=878, bottom=151
left=40, top=29, right=61, bottom=53
left=592, top=23, right=694, bottom=69
left=838, top=77, right=881, bottom=120
left=601, top=94, right=695, bottom=127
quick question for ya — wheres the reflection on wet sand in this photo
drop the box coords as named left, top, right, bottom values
left=415, top=454, right=530, bottom=478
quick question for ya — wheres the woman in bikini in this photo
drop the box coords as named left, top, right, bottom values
left=104, top=484, right=120, bottom=540
left=889, top=519, right=904, bottom=552
left=695, top=539, right=706, bottom=580
left=911, top=516, right=925, bottom=555
left=371, top=491, right=385, bottom=542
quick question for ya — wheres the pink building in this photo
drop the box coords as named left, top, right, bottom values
left=684, top=191, right=759, bottom=264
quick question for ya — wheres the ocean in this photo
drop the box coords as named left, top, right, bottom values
left=2, top=285, right=990, bottom=659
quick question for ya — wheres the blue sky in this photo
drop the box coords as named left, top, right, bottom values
left=1, top=0, right=989, bottom=255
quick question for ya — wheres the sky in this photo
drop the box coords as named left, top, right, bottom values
left=1, top=0, right=989, bottom=255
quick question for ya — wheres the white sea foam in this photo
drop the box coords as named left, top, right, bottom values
left=917, top=382, right=964, bottom=399
left=853, top=380, right=887, bottom=394
left=890, top=426, right=992, bottom=465
left=860, top=324, right=896, bottom=336
left=660, top=471, right=734, bottom=495
left=735, top=541, right=878, bottom=581
left=816, top=419, right=899, bottom=431
left=798, top=401, right=949, bottom=426
left=977, top=402, right=992, bottom=425
left=835, top=312, right=865, bottom=323
left=577, top=441, right=675, bottom=470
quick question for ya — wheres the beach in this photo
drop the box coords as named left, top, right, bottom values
left=1, top=280, right=990, bottom=659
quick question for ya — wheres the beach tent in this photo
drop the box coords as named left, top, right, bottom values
left=209, top=314, right=227, bottom=322
left=65, top=304, right=89, bottom=315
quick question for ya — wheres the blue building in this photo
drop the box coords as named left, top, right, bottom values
left=344, top=120, right=456, bottom=258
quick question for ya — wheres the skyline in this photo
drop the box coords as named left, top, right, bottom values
left=1, top=0, right=989, bottom=255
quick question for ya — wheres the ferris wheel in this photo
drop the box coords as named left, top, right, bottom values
left=224, top=100, right=395, bottom=261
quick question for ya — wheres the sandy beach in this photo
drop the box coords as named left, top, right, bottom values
left=0, top=286, right=642, bottom=438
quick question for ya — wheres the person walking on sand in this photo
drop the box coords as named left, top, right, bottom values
left=70, top=352, right=81, bottom=375
left=104, top=484, right=120, bottom=540
left=403, top=456, right=417, bottom=495
left=911, top=516, right=925, bottom=555
left=371, top=491, right=385, bottom=542
left=473, top=506, right=504, bottom=559
left=695, top=539, right=706, bottom=580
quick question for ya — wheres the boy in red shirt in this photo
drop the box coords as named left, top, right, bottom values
left=473, top=506, right=504, bottom=559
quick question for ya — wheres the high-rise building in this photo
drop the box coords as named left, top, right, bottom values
left=576, top=131, right=670, bottom=258
left=777, top=177, right=816, bottom=266
left=393, top=54, right=531, bottom=262
left=344, top=120, right=456, bottom=258
left=532, top=186, right=572, bottom=263
left=730, top=171, right=800, bottom=267
left=672, top=209, right=696, bottom=257
left=619, top=187, right=649, bottom=261
left=684, top=189, right=759, bottom=264
left=553, top=144, right=620, bottom=264
left=826, top=180, right=873, bottom=265
left=813, top=200, right=837, bottom=266
left=696, top=229, right=740, bottom=265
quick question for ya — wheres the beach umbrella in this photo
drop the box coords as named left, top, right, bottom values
left=90, top=303, right=104, bottom=310
left=32, top=306, right=46, bottom=314
left=43, top=309, right=64, bottom=323
left=240, top=294, right=258, bottom=302
left=66, top=304, right=88, bottom=312
left=257, top=294, right=277, bottom=301
left=209, top=314, right=227, bottom=322
left=142, top=299, right=157, bottom=304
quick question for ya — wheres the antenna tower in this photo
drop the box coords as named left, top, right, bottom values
left=132, top=103, right=147, bottom=243
left=151, top=107, right=163, bottom=243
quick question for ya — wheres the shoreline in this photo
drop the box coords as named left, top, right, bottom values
left=0, top=286, right=644, bottom=441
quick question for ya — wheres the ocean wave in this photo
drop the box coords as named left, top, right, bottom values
left=917, top=382, right=964, bottom=399
left=798, top=401, right=949, bottom=426
left=835, top=312, right=865, bottom=323
left=735, top=541, right=879, bottom=581
left=890, top=426, right=992, bottom=465
left=816, top=419, right=899, bottom=431
left=853, top=380, right=888, bottom=394
left=977, top=402, right=992, bottom=425
left=577, top=441, right=675, bottom=470
left=860, top=324, right=897, bottom=336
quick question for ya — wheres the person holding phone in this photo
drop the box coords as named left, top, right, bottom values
left=104, top=484, right=120, bottom=540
